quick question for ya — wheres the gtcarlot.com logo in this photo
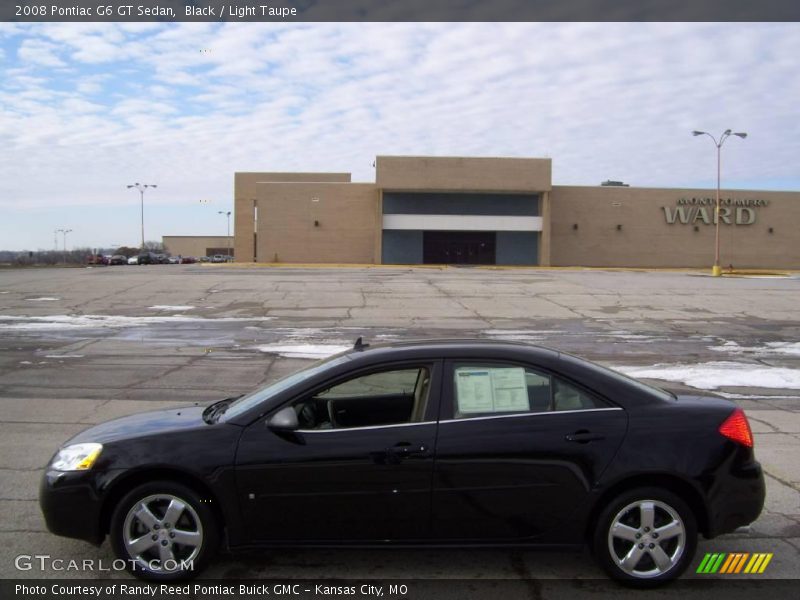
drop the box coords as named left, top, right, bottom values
left=696, top=552, right=773, bottom=574
left=14, top=554, right=194, bottom=573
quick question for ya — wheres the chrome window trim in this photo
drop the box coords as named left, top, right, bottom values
left=295, top=407, right=623, bottom=433
left=297, top=420, right=437, bottom=434
left=440, top=406, right=624, bottom=424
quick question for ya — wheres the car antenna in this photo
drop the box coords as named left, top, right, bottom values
left=354, top=336, right=370, bottom=351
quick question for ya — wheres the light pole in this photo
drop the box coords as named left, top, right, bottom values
left=218, top=210, right=232, bottom=260
left=56, top=228, right=72, bottom=264
left=127, top=183, right=157, bottom=249
left=692, top=129, right=747, bottom=277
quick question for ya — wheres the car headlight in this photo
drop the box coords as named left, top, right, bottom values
left=50, top=443, right=103, bottom=471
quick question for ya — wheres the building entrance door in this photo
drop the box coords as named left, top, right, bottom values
left=423, top=231, right=496, bottom=265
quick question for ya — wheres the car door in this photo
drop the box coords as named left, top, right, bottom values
left=235, top=360, right=441, bottom=543
left=431, top=359, right=627, bottom=542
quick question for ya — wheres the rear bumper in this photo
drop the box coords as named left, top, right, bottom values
left=39, top=470, right=104, bottom=545
left=705, top=458, right=765, bottom=538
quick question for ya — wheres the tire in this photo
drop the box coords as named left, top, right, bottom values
left=110, top=481, right=218, bottom=581
left=592, top=487, right=697, bottom=587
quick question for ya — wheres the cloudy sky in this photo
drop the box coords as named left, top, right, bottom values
left=1, top=22, right=798, bottom=251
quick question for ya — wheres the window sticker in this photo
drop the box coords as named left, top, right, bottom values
left=455, top=367, right=529, bottom=414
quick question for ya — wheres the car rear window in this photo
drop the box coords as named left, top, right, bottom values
left=559, top=353, right=676, bottom=402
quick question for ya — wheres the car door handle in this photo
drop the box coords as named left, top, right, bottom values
left=565, top=431, right=605, bottom=443
left=386, top=443, right=430, bottom=459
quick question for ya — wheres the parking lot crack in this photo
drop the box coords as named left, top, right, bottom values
left=426, top=278, right=490, bottom=325
left=538, top=294, right=587, bottom=319
left=509, top=552, right=543, bottom=599
left=748, top=416, right=780, bottom=433
left=764, top=470, right=800, bottom=494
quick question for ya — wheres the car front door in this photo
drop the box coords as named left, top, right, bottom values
left=235, top=361, right=441, bottom=543
left=431, top=359, right=627, bottom=542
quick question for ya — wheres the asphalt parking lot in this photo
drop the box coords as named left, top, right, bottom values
left=0, top=265, right=798, bottom=590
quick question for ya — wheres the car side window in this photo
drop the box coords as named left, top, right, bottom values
left=453, top=364, right=551, bottom=419
left=553, top=377, right=600, bottom=411
left=293, top=367, right=431, bottom=430
left=452, top=363, right=605, bottom=419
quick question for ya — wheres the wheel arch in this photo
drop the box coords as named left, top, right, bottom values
left=100, top=468, right=226, bottom=538
left=586, top=473, right=710, bottom=541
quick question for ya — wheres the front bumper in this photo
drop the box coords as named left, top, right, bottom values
left=39, top=469, right=104, bottom=545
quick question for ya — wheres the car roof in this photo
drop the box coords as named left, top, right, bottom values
left=336, top=338, right=562, bottom=366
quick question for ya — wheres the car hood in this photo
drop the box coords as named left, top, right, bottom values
left=67, top=406, right=207, bottom=446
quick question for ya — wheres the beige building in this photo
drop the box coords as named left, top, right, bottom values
left=231, top=156, right=799, bottom=269
left=163, top=236, right=233, bottom=259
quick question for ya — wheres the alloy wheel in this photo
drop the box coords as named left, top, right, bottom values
left=122, top=493, right=203, bottom=573
left=607, top=499, right=686, bottom=579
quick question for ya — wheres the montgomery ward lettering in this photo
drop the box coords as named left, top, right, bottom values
left=663, top=197, right=769, bottom=225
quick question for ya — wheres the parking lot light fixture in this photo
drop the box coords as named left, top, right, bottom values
left=691, top=129, right=747, bottom=277
left=218, top=210, right=232, bottom=260
left=127, top=183, right=157, bottom=249
left=55, top=228, right=72, bottom=264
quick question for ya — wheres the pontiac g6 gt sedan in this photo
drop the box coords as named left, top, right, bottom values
left=40, top=339, right=765, bottom=586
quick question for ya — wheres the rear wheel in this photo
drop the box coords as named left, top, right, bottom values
left=593, top=487, right=697, bottom=587
left=110, top=481, right=218, bottom=581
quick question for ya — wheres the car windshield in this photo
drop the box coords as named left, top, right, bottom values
left=221, top=353, right=352, bottom=421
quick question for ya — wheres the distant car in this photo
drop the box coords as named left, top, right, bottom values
left=198, top=256, right=210, bottom=263
left=109, top=255, right=127, bottom=266
left=39, top=339, right=764, bottom=585
left=127, top=256, right=139, bottom=265
left=85, top=254, right=108, bottom=266
left=179, top=257, right=196, bottom=264
left=168, top=257, right=180, bottom=264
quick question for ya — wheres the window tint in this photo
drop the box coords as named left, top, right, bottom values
left=553, top=378, right=600, bottom=411
left=318, top=369, right=420, bottom=398
left=294, top=367, right=430, bottom=430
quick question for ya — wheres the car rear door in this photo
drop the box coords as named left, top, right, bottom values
left=430, top=359, right=627, bottom=542
left=235, top=360, right=441, bottom=543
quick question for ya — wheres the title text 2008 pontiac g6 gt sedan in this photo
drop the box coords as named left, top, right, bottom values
left=40, top=339, right=764, bottom=586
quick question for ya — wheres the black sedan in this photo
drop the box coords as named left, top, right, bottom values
left=40, top=339, right=764, bottom=586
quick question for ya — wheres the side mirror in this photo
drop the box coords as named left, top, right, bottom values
left=267, top=406, right=299, bottom=432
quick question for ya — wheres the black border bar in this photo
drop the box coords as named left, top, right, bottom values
left=4, top=0, right=800, bottom=23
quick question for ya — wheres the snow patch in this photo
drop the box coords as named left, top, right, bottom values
left=0, top=314, right=274, bottom=330
left=255, top=344, right=351, bottom=359
left=482, top=329, right=551, bottom=342
left=28, top=297, right=59, bottom=301
left=613, top=361, right=800, bottom=391
left=710, top=341, right=800, bottom=357
left=148, top=305, right=195, bottom=311
left=43, top=354, right=84, bottom=359
left=713, top=392, right=800, bottom=400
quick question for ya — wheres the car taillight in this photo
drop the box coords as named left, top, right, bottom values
left=719, top=408, right=754, bottom=448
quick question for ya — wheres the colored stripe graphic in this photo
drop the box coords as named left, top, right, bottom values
left=699, top=552, right=773, bottom=574
left=697, top=553, right=726, bottom=573
left=720, top=553, right=749, bottom=574
left=719, top=554, right=736, bottom=574
left=734, top=553, right=749, bottom=573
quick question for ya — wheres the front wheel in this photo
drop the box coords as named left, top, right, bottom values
left=110, top=481, right=218, bottom=581
left=593, top=487, right=697, bottom=587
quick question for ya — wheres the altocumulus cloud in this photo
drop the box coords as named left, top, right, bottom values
left=0, top=22, right=799, bottom=224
